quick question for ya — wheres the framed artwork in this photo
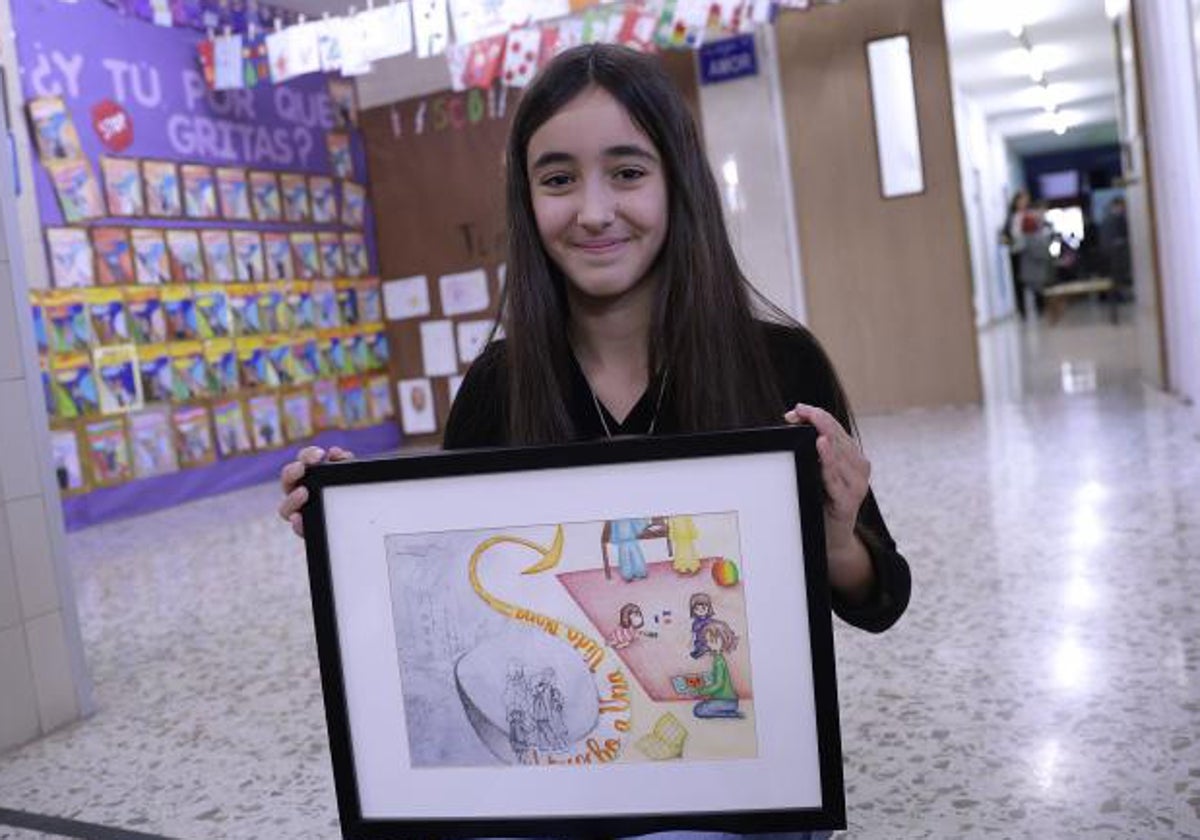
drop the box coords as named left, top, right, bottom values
left=92, top=227, right=135, bottom=286
left=310, top=175, right=338, bottom=224
left=201, top=230, right=236, bottom=283
left=130, top=228, right=170, bottom=285
left=82, top=417, right=132, bottom=485
left=232, top=230, right=266, bottom=282
left=341, top=180, right=367, bottom=228
left=138, top=345, right=173, bottom=404
left=342, top=232, right=369, bottom=277
left=205, top=339, right=239, bottom=395
left=291, top=232, right=321, bottom=280
left=264, top=232, right=295, bottom=281
left=194, top=286, right=231, bottom=339
left=313, top=377, right=344, bottom=429
left=27, top=96, right=83, bottom=160
left=173, top=405, right=216, bottom=468
left=45, top=158, right=105, bottom=223
left=84, top=288, right=129, bottom=346
left=213, top=398, right=254, bottom=458
left=93, top=345, right=142, bottom=414
left=327, top=132, right=354, bottom=179
left=281, top=172, right=312, bottom=222
left=170, top=342, right=207, bottom=401
left=250, top=170, right=284, bottom=221
left=299, top=427, right=844, bottom=838
left=125, top=287, right=166, bottom=344
left=48, top=352, right=98, bottom=419
left=128, top=408, right=179, bottom=478
left=248, top=393, right=285, bottom=450
left=366, top=373, right=393, bottom=422
left=50, top=427, right=88, bottom=495
left=45, top=227, right=94, bottom=289
left=181, top=164, right=219, bottom=219
left=217, top=167, right=254, bottom=221
left=317, top=231, right=345, bottom=277
left=281, top=388, right=315, bottom=441
left=99, top=156, right=145, bottom=217
left=166, top=229, right=206, bottom=283
left=142, top=160, right=183, bottom=217
left=328, top=77, right=359, bottom=128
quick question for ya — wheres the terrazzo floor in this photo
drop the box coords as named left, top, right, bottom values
left=2, top=304, right=1198, bottom=839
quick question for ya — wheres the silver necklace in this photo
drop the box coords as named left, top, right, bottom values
left=589, top=373, right=669, bottom=439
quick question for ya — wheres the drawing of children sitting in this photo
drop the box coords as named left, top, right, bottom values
left=688, top=592, right=715, bottom=659
left=688, top=619, right=742, bottom=720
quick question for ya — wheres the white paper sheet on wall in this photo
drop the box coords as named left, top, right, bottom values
left=455, top=319, right=493, bottom=365
left=214, top=34, right=245, bottom=90
left=447, top=373, right=465, bottom=405
left=412, top=0, right=450, bottom=58
left=383, top=275, right=432, bottom=320
left=438, top=268, right=490, bottom=316
left=354, top=3, right=414, bottom=62
left=420, top=319, right=459, bottom=376
left=398, top=378, right=438, bottom=434
left=448, top=0, right=508, bottom=44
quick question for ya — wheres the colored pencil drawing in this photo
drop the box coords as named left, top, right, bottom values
left=385, top=512, right=758, bottom=771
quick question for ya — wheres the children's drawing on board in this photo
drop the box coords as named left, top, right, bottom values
left=385, top=511, right=758, bottom=770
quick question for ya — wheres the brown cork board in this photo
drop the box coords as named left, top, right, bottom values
left=361, top=52, right=699, bottom=448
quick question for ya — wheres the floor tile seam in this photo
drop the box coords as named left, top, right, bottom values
left=0, top=808, right=181, bottom=840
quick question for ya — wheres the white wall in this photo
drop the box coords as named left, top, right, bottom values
left=1135, top=1, right=1200, bottom=405
left=0, top=0, right=94, bottom=753
left=952, top=85, right=1014, bottom=326
left=696, top=28, right=806, bottom=321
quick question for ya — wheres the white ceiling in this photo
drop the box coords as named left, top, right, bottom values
left=944, top=0, right=1119, bottom=148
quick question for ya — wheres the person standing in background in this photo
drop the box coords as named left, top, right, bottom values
left=1100, top=196, right=1132, bottom=299
left=1003, top=189, right=1031, bottom=319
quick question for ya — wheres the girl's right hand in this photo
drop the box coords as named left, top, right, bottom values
left=278, top=445, right=355, bottom=538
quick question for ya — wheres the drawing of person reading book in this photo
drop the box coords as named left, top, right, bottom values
left=685, top=619, right=742, bottom=719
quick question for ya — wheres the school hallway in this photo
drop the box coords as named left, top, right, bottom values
left=0, top=308, right=1197, bottom=840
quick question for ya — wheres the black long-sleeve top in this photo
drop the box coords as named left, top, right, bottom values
left=443, top=322, right=911, bottom=633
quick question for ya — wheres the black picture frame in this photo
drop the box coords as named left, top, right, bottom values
left=302, top=426, right=845, bottom=839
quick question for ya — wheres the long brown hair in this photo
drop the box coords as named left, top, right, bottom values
left=502, top=44, right=836, bottom=444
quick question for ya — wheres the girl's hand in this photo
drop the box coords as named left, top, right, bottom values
left=783, top=404, right=874, bottom=600
left=277, top=445, right=355, bottom=538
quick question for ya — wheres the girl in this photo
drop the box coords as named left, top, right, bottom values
left=688, top=592, right=715, bottom=659
left=279, top=42, right=911, bottom=838
left=690, top=619, right=742, bottom=720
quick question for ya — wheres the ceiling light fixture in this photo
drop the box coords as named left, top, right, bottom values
left=1040, top=83, right=1059, bottom=113
left=1026, top=46, right=1045, bottom=83
left=1105, top=0, right=1129, bottom=21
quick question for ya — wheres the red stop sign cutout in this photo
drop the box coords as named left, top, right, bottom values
left=91, top=99, right=134, bottom=152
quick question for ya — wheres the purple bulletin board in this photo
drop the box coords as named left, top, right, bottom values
left=13, top=0, right=373, bottom=256
left=11, top=0, right=395, bottom=530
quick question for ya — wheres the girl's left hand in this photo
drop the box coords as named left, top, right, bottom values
left=783, top=403, right=871, bottom=548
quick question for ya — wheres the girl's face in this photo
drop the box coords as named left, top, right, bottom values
left=693, top=601, right=710, bottom=618
left=527, top=86, right=668, bottom=305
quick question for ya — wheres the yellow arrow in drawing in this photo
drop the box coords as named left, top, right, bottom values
left=467, top=524, right=607, bottom=673
left=468, top=525, right=564, bottom=616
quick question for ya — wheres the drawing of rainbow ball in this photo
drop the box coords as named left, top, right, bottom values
left=710, top=558, right=740, bottom=587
